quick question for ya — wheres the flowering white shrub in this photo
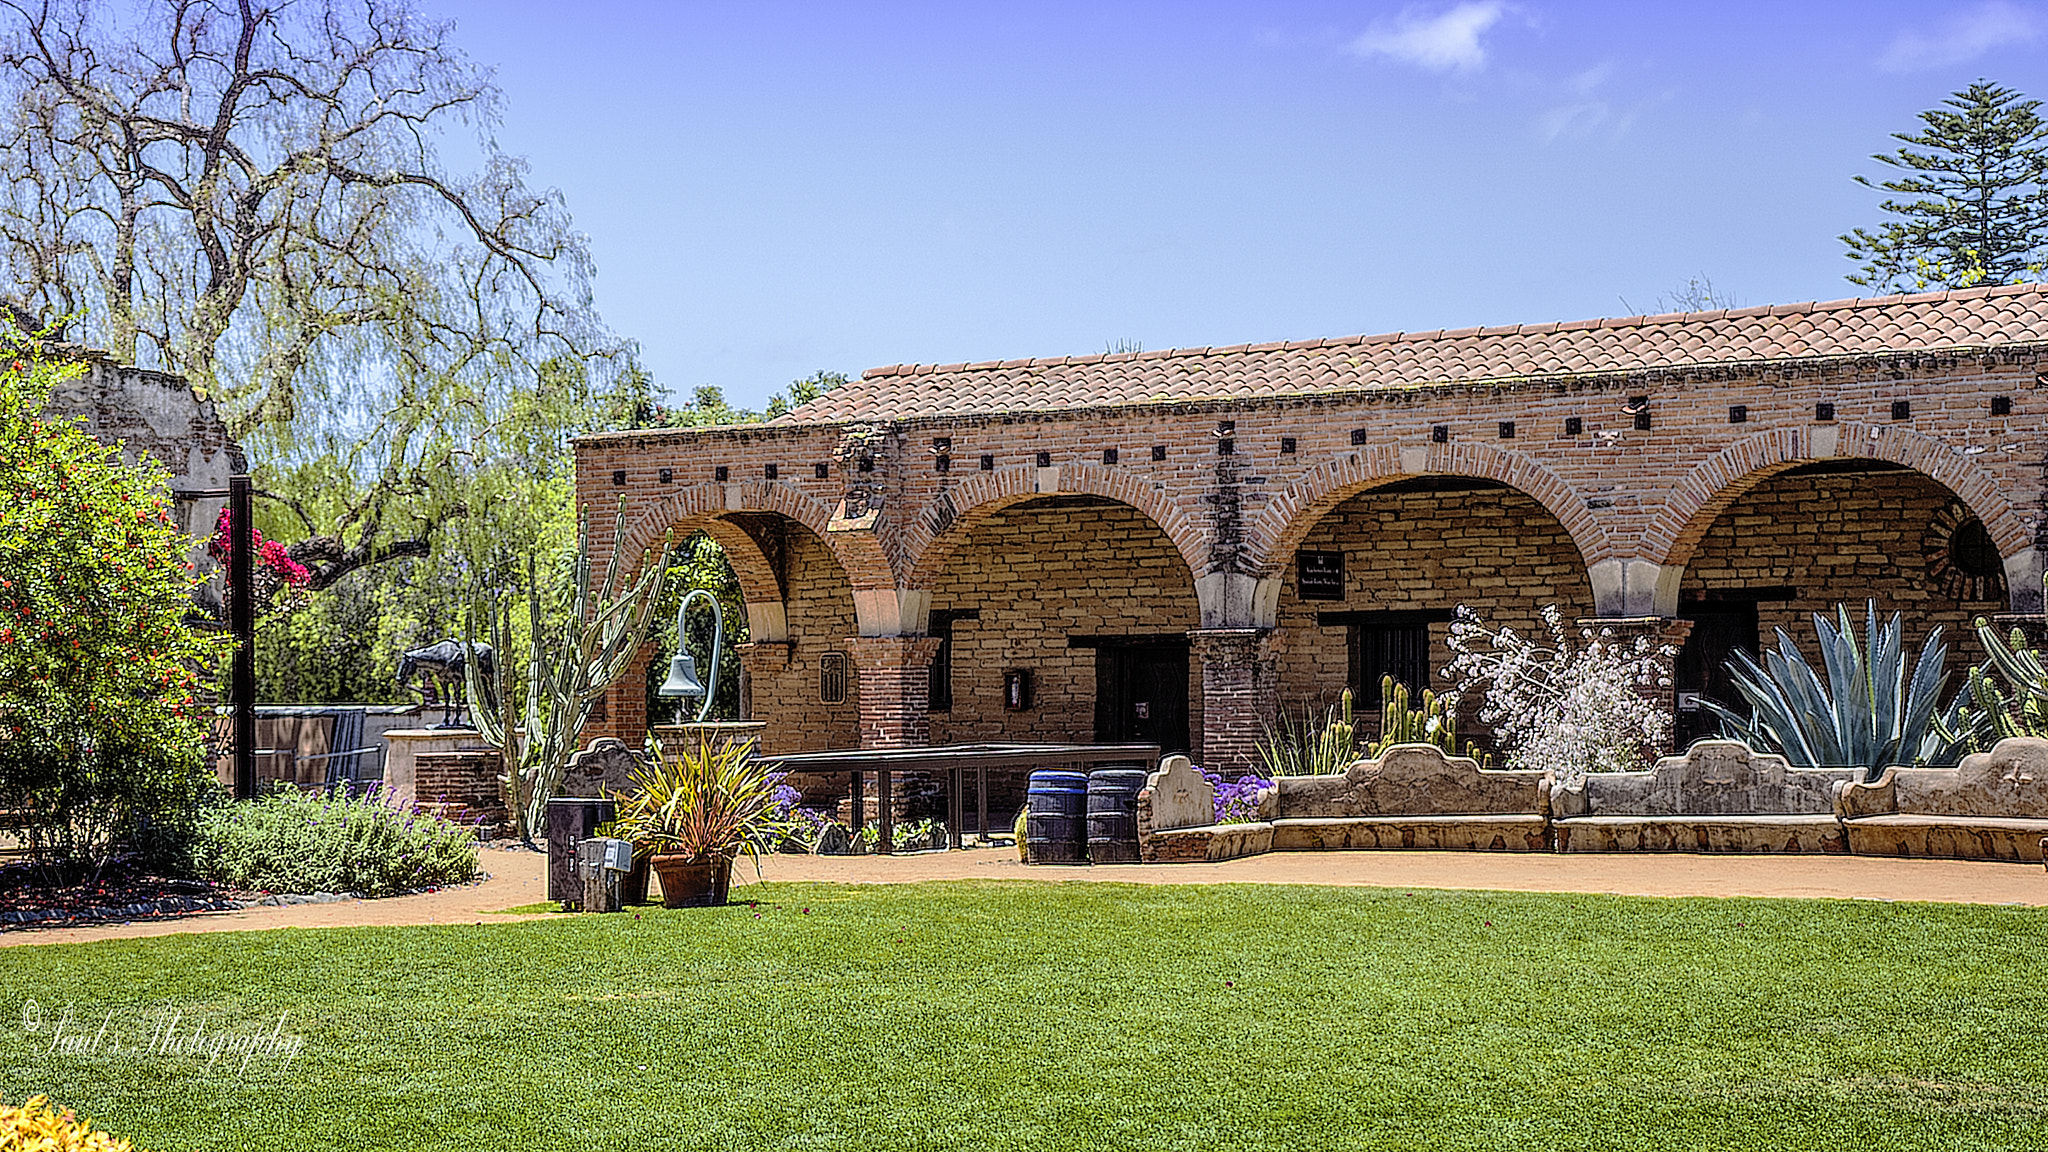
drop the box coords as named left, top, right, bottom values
left=1441, top=604, right=1674, bottom=785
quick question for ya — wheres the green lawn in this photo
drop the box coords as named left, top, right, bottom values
left=3, top=880, right=2045, bottom=1151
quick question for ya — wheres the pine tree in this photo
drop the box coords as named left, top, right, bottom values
left=1842, top=81, right=2048, bottom=292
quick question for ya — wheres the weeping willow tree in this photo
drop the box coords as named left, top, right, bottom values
left=0, top=0, right=627, bottom=590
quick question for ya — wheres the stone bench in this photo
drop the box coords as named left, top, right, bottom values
left=1833, top=737, right=2048, bottom=864
left=1551, top=740, right=1854, bottom=854
left=1269, top=744, right=1552, bottom=852
left=1136, top=755, right=1274, bottom=863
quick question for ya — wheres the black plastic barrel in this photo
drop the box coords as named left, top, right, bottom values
left=1024, top=769, right=1089, bottom=864
left=1086, top=767, right=1151, bottom=864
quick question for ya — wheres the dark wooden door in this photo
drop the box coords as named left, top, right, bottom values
left=1675, top=602, right=1761, bottom=748
left=1095, top=643, right=1191, bottom=754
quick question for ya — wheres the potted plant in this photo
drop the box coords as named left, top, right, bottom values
left=609, top=735, right=786, bottom=908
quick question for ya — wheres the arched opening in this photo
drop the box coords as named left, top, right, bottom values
left=1669, top=459, right=2010, bottom=746
left=921, top=493, right=1203, bottom=753
left=1271, top=476, right=1597, bottom=753
left=607, top=509, right=863, bottom=757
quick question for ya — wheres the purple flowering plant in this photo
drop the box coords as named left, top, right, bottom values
left=766, top=775, right=832, bottom=850
left=1200, top=768, right=1273, bottom=824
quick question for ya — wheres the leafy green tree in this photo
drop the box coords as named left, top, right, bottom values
left=0, top=0, right=624, bottom=589
left=0, top=330, right=227, bottom=878
left=765, top=371, right=849, bottom=420
left=644, top=535, right=751, bottom=724
left=1843, top=81, right=2048, bottom=292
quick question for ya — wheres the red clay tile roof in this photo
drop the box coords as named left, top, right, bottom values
left=777, top=283, right=2048, bottom=424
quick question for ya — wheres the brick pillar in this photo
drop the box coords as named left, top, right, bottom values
left=1188, top=628, right=1278, bottom=775
left=842, top=636, right=944, bottom=749
left=1574, top=615, right=1694, bottom=755
left=735, top=642, right=793, bottom=708
left=593, top=640, right=658, bottom=746
left=736, top=641, right=794, bottom=753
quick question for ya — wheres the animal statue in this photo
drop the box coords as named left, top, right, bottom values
left=397, top=640, right=496, bottom=728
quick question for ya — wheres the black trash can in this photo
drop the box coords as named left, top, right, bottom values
left=545, top=796, right=616, bottom=903
left=1086, top=767, right=1151, bottom=864
left=1024, top=769, right=1089, bottom=864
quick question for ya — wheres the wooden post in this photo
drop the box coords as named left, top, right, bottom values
left=877, top=768, right=893, bottom=854
left=977, top=765, right=989, bottom=840
left=948, top=767, right=964, bottom=850
left=581, top=862, right=622, bottom=914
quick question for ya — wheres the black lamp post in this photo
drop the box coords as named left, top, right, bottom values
left=186, top=474, right=256, bottom=800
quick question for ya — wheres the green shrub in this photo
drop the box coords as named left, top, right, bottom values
left=195, top=787, right=480, bottom=896
left=0, top=328, right=227, bottom=880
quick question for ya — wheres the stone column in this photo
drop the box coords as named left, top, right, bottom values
left=842, top=635, right=944, bottom=749
left=1188, top=628, right=1278, bottom=775
left=1574, top=615, right=1694, bottom=755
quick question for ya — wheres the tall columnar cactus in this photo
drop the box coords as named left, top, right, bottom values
left=1368, top=675, right=1491, bottom=765
left=1938, top=619, right=2048, bottom=750
left=465, top=505, right=669, bottom=845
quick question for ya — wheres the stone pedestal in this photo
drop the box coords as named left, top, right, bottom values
left=381, top=728, right=494, bottom=808
left=649, top=721, right=770, bottom=767
left=413, top=749, right=509, bottom=837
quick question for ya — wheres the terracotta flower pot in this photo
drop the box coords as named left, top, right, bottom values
left=649, top=853, right=732, bottom=908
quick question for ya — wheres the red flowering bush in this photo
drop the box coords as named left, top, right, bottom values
left=205, top=507, right=311, bottom=616
left=0, top=332, right=228, bottom=877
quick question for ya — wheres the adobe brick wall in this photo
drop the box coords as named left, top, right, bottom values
left=1683, top=468, right=2001, bottom=678
left=1273, top=484, right=1597, bottom=740
left=926, top=500, right=1201, bottom=747
left=573, top=333, right=2048, bottom=765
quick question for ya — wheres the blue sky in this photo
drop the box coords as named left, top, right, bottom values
left=428, top=1, right=2048, bottom=410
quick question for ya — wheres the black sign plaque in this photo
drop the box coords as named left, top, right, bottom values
left=1297, top=550, right=1345, bottom=601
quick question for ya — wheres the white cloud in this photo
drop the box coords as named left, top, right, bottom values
left=1348, top=2, right=1510, bottom=74
left=1533, top=62, right=1663, bottom=144
left=1878, top=1, right=2042, bottom=72
left=1538, top=100, right=1609, bottom=141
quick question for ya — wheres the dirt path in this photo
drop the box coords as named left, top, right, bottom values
left=3, top=845, right=2041, bottom=948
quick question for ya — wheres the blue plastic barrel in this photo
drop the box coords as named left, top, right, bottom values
left=1086, top=767, right=1151, bottom=864
left=1024, top=769, right=1089, bottom=864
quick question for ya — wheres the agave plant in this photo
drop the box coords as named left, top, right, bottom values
left=610, top=736, right=789, bottom=866
left=1705, top=601, right=1958, bottom=781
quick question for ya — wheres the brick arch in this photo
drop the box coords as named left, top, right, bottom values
left=1651, top=424, right=2030, bottom=573
left=901, top=465, right=1208, bottom=591
left=1247, top=441, right=1611, bottom=576
left=613, top=482, right=897, bottom=593
left=691, top=519, right=785, bottom=607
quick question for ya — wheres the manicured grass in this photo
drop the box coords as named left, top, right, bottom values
left=3, top=881, right=2046, bottom=1150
